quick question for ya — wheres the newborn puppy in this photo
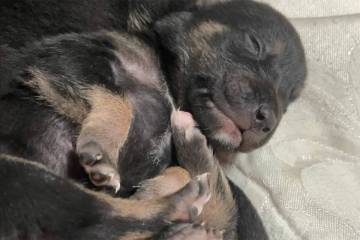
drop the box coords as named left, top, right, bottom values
left=155, top=0, right=306, bottom=159
left=0, top=30, right=268, bottom=239
left=0, top=0, right=306, bottom=182
left=0, top=1, right=304, bottom=239
left=0, top=154, right=213, bottom=240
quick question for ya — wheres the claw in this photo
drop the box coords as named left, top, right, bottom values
left=85, top=164, right=121, bottom=192
left=192, top=173, right=211, bottom=216
left=114, top=180, right=121, bottom=193
left=95, top=153, right=103, bottom=161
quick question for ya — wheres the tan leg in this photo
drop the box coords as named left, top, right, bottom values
left=132, top=167, right=191, bottom=200
left=77, top=87, right=133, bottom=191
left=25, top=70, right=132, bottom=192
left=91, top=172, right=212, bottom=240
left=171, top=111, right=237, bottom=239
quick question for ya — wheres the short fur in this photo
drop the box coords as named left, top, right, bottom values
left=0, top=0, right=306, bottom=159
left=0, top=154, right=214, bottom=240
left=0, top=0, right=306, bottom=239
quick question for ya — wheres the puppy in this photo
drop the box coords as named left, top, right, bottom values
left=0, top=1, right=305, bottom=239
left=1, top=28, right=270, bottom=238
left=0, top=0, right=306, bottom=189
left=155, top=0, right=306, bottom=158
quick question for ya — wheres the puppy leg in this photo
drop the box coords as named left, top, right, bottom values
left=130, top=167, right=222, bottom=240
left=85, top=171, right=212, bottom=240
left=25, top=70, right=131, bottom=191
left=132, top=167, right=191, bottom=200
left=77, top=87, right=132, bottom=192
left=171, top=111, right=238, bottom=239
left=0, top=154, right=211, bottom=240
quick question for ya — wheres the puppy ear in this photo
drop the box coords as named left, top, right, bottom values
left=154, top=12, right=193, bottom=54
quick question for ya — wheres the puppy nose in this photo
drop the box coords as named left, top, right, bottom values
left=254, top=105, right=276, bottom=133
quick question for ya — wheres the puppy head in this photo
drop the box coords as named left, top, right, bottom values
left=155, top=1, right=306, bottom=156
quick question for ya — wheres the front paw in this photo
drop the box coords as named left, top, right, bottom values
left=159, top=223, right=223, bottom=240
left=77, top=141, right=120, bottom=192
left=171, top=110, right=215, bottom=175
left=171, top=110, right=204, bottom=142
left=167, top=173, right=211, bottom=222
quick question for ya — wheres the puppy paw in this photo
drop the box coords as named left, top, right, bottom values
left=159, top=223, right=223, bottom=240
left=132, top=167, right=191, bottom=200
left=171, top=110, right=204, bottom=142
left=77, top=141, right=120, bottom=192
left=171, top=111, right=214, bottom=175
left=167, top=173, right=211, bottom=222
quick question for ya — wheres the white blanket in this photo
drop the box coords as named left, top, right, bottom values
left=228, top=1, right=360, bottom=239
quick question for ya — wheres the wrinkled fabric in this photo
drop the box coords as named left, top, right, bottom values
left=228, top=1, right=360, bottom=239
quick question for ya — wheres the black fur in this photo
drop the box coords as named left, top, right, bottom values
left=0, top=0, right=306, bottom=157
left=0, top=154, right=218, bottom=240
left=0, top=156, right=159, bottom=239
left=0, top=0, right=306, bottom=239
left=155, top=0, right=306, bottom=154
left=0, top=0, right=198, bottom=48
left=0, top=32, right=174, bottom=194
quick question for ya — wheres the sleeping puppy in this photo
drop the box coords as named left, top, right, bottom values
left=0, top=1, right=305, bottom=239
left=155, top=0, right=306, bottom=159
left=0, top=30, right=267, bottom=239
left=0, top=154, right=215, bottom=240
left=0, top=0, right=306, bottom=188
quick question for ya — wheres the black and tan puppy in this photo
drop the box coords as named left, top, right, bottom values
left=0, top=154, right=215, bottom=240
left=0, top=30, right=268, bottom=239
left=0, top=0, right=306, bottom=188
left=0, top=0, right=307, bottom=165
left=155, top=0, right=306, bottom=158
left=0, top=1, right=305, bottom=239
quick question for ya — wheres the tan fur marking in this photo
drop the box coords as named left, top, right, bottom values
left=133, top=167, right=191, bottom=200
left=199, top=168, right=236, bottom=231
left=93, top=190, right=169, bottom=220
left=127, top=4, right=152, bottom=32
left=193, top=21, right=228, bottom=37
left=178, top=150, right=236, bottom=232
left=190, top=21, right=229, bottom=61
left=78, top=86, right=133, bottom=164
left=26, top=68, right=88, bottom=123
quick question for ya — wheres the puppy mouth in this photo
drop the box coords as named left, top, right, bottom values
left=205, top=100, right=246, bottom=151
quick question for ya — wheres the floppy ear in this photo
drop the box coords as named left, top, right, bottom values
left=154, top=12, right=193, bottom=54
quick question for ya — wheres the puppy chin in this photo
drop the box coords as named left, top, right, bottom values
left=210, top=128, right=242, bottom=151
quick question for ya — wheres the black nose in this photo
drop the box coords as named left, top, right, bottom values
left=254, top=105, right=276, bottom=133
